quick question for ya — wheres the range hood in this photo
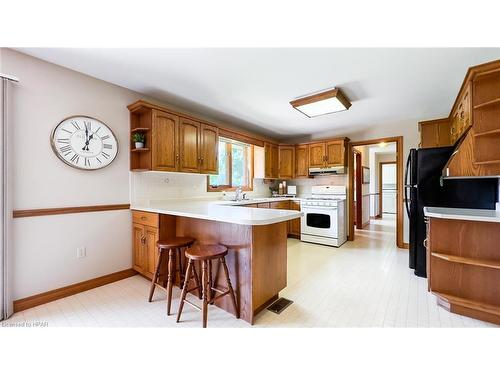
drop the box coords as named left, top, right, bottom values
left=309, top=166, right=346, bottom=175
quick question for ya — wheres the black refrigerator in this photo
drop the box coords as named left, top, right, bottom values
left=405, top=146, right=498, bottom=277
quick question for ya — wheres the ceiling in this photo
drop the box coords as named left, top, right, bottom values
left=17, top=48, right=500, bottom=141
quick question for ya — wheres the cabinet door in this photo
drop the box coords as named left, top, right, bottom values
left=264, top=143, right=273, bottom=178
left=200, top=123, right=219, bottom=174
left=309, top=142, right=325, bottom=168
left=132, top=223, right=147, bottom=274
left=295, top=144, right=309, bottom=178
left=420, top=122, right=439, bottom=148
left=278, top=145, right=294, bottom=179
left=271, top=144, right=279, bottom=178
left=289, top=201, right=301, bottom=236
left=144, top=225, right=159, bottom=278
left=179, top=117, right=201, bottom=173
left=257, top=202, right=270, bottom=208
left=152, top=110, right=179, bottom=171
left=325, top=140, right=345, bottom=166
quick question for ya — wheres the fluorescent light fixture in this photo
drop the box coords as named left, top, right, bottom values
left=290, top=88, right=351, bottom=118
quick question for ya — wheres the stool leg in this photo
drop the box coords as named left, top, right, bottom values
left=221, top=257, right=239, bottom=319
left=207, top=259, right=213, bottom=304
left=192, top=263, right=202, bottom=299
left=166, top=249, right=175, bottom=315
left=176, top=259, right=193, bottom=323
left=176, top=247, right=183, bottom=287
left=201, top=260, right=209, bottom=328
left=148, top=250, right=163, bottom=302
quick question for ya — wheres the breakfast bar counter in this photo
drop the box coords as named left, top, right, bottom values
left=131, top=200, right=302, bottom=324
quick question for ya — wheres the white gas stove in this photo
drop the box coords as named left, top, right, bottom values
left=301, top=185, right=347, bottom=247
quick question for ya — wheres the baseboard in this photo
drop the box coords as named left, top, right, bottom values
left=402, top=242, right=409, bottom=249
left=13, top=268, right=137, bottom=313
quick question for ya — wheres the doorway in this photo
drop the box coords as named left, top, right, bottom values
left=347, top=137, right=405, bottom=249
left=379, top=161, right=397, bottom=217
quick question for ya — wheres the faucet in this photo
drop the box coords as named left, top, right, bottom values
left=235, top=186, right=243, bottom=201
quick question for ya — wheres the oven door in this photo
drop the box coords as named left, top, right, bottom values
left=301, top=206, right=338, bottom=238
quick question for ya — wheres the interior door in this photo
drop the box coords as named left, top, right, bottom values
left=309, top=142, right=325, bottom=168
left=179, top=117, right=201, bottom=173
left=200, top=123, right=219, bottom=174
left=152, top=110, right=179, bottom=171
left=325, top=140, right=344, bottom=166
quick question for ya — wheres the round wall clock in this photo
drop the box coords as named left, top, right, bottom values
left=50, top=115, right=119, bottom=170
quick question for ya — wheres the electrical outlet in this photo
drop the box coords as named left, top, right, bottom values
left=77, top=246, right=86, bottom=259
left=163, top=177, right=170, bottom=184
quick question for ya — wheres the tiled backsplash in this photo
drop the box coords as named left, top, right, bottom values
left=130, top=171, right=271, bottom=204
left=287, top=175, right=347, bottom=196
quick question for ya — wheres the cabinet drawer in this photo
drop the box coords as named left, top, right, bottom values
left=257, top=203, right=271, bottom=208
left=132, top=210, right=159, bottom=227
left=270, top=201, right=290, bottom=210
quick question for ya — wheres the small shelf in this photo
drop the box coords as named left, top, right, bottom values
left=473, top=97, right=500, bottom=109
left=432, top=252, right=500, bottom=270
left=131, top=148, right=150, bottom=152
left=433, top=291, right=500, bottom=317
left=473, top=129, right=500, bottom=137
left=130, top=127, right=150, bottom=133
left=473, top=159, right=500, bottom=165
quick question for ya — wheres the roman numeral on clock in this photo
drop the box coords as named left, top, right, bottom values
left=61, top=128, right=72, bottom=134
left=57, top=138, right=70, bottom=144
left=84, top=121, right=92, bottom=132
left=103, top=144, right=112, bottom=149
left=71, top=121, right=80, bottom=130
left=101, top=135, right=110, bottom=140
left=102, top=152, right=110, bottom=159
left=84, top=158, right=90, bottom=167
left=60, top=145, right=72, bottom=153
left=70, top=154, right=79, bottom=164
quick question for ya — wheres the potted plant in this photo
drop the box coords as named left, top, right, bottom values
left=132, top=132, right=145, bottom=149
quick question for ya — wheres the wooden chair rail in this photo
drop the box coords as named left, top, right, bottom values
left=13, top=204, right=130, bottom=218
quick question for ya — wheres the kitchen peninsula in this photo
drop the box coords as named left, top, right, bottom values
left=131, top=200, right=302, bottom=324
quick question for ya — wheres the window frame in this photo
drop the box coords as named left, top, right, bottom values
left=207, top=139, right=254, bottom=192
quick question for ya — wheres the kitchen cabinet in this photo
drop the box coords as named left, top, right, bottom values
left=308, top=139, right=347, bottom=168
left=199, top=123, right=219, bottom=174
left=132, top=211, right=160, bottom=279
left=288, top=200, right=301, bottom=238
left=179, top=117, right=201, bottom=173
left=270, top=200, right=290, bottom=210
left=450, top=83, right=471, bottom=144
left=309, top=142, right=326, bottom=168
left=257, top=202, right=270, bottom=208
left=151, top=110, right=179, bottom=171
left=426, top=216, right=500, bottom=325
left=295, top=144, right=309, bottom=178
left=128, top=101, right=219, bottom=174
left=419, top=118, right=451, bottom=148
left=264, top=142, right=279, bottom=179
left=278, top=145, right=295, bottom=179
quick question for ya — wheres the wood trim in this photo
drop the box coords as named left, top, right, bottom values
left=354, top=150, right=362, bottom=230
left=13, top=204, right=130, bottom=218
left=378, top=161, right=396, bottom=217
left=290, top=88, right=351, bottom=110
left=13, top=268, right=137, bottom=313
left=348, top=136, right=404, bottom=248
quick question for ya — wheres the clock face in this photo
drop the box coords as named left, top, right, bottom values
left=51, top=116, right=118, bottom=170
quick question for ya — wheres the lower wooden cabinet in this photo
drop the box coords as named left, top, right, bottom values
left=132, top=211, right=159, bottom=279
left=288, top=200, right=301, bottom=238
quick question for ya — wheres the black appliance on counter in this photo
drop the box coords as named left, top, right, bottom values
left=405, top=146, right=498, bottom=278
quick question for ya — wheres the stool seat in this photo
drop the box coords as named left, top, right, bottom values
left=157, top=237, right=195, bottom=250
left=185, top=244, right=228, bottom=260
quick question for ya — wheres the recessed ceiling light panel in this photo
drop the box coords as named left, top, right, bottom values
left=290, top=88, right=351, bottom=118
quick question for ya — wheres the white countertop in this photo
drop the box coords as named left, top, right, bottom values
left=424, top=207, right=500, bottom=223
left=131, top=199, right=303, bottom=226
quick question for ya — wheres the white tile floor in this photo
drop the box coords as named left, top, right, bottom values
left=2, top=214, right=497, bottom=328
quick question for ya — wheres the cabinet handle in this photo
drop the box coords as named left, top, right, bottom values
left=141, top=216, right=147, bottom=220
left=141, top=236, right=146, bottom=245
left=423, top=238, right=428, bottom=248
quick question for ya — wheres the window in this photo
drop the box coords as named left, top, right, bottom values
left=207, top=138, right=253, bottom=191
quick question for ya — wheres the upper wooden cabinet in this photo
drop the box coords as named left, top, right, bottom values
left=308, top=139, right=348, bottom=168
left=309, top=142, right=326, bottom=168
left=199, top=123, right=219, bottom=174
left=151, top=110, right=179, bottom=171
left=128, top=101, right=220, bottom=174
left=264, top=142, right=279, bottom=179
left=442, top=59, right=500, bottom=177
left=278, top=145, right=295, bottom=179
left=179, top=117, right=201, bottom=173
left=419, top=118, right=452, bottom=148
left=295, top=144, right=309, bottom=178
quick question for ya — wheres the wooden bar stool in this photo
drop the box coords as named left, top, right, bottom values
left=148, top=237, right=201, bottom=315
left=176, top=244, right=239, bottom=328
